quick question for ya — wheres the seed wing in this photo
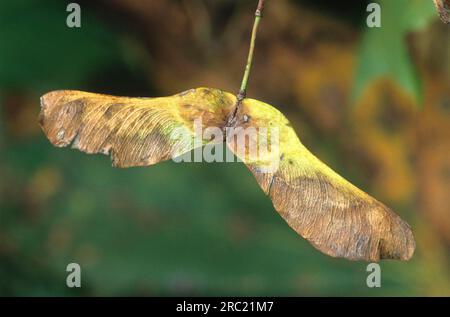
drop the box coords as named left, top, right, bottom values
left=227, top=98, right=415, bottom=261
left=39, top=87, right=236, bottom=167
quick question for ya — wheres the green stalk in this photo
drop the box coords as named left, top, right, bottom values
left=237, top=0, right=265, bottom=101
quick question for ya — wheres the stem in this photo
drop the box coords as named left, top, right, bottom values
left=237, top=0, right=265, bottom=101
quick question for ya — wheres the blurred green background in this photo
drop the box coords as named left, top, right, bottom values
left=1, top=0, right=450, bottom=296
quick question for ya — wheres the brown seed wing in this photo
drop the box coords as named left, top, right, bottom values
left=39, top=88, right=236, bottom=167
left=227, top=98, right=415, bottom=261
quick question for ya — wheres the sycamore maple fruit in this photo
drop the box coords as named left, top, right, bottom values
left=38, top=0, right=415, bottom=261
left=39, top=87, right=415, bottom=261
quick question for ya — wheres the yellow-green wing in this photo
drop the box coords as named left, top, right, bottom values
left=39, top=87, right=235, bottom=167
left=227, top=98, right=415, bottom=261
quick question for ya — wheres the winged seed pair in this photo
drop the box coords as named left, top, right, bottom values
left=39, top=0, right=415, bottom=262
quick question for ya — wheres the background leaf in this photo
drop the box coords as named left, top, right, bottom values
left=352, top=0, right=437, bottom=107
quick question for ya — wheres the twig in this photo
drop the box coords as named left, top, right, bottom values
left=237, top=0, right=266, bottom=102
